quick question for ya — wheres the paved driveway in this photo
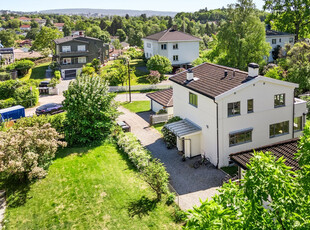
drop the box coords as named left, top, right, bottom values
left=118, top=107, right=226, bottom=210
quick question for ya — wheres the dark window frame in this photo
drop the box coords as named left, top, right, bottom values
left=229, top=130, right=252, bottom=147
left=173, top=55, right=179, bottom=61
left=161, top=44, right=167, bottom=50
left=189, top=92, right=198, bottom=107
left=228, top=101, right=241, bottom=117
left=269, top=121, right=289, bottom=138
left=247, top=99, right=254, bottom=113
left=272, top=39, right=276, bottom=44
left=173, top=43, right=178, bottom=50
left=294, top=116, right=302, bottom=132
left=274, top=94, right=285, bottom=108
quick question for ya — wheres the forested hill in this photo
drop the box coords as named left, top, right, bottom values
left=40, top=8, right=178, bottom=17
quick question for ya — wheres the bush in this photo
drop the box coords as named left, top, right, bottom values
left=165, top=192, right=175, bottom=206
left=157, top=109, right=167, bottom=115
left=13, top=84, right=39, bottom=108
left=49, top=61, right=60, bottom=72
left=0, top=80, right=22, bottom=100
left=6, top=60, right=35, bottom=77
left=0, top=124, right=66, bottom=181
left=63, top=75, right=118, bottom=145
left=0, top=98, right=16, bottom=109
left=175, top=68, right=186, bottom=74
left=125, top=48, right=143, bottom=59
left=0, top=72, right=11, bottom=81
left=146, top=55, right=172, bottom=75
left=147, top=70, right=161, bottom=84
left=81, top=66, right=96, bottom=75
left=162, top=116, right=182, bottom=148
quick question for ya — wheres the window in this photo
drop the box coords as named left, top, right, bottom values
left=173, top=55, right=179, bottom=61
left=270, top=121, right=289, bottom=138
left=289, top=38, right=294, bottom=43
left=229, top=129, right=252, bottom=147
left=247, top=99, right=253, bottom=113
left=189, top=92, right=198, bottom=107
left=228, top=102, right=240, bottom=117
left=274, top=94, right=285, bottom=107
left=173, top=43, right=178, bottom=49
left=147, top=43, right=151, bottom=48
left=294, top=117, right=302, bottom=132
left=77, top=45, right=86, bottom=52
left=78, top=57, right=86, bottom=63
left=279, top=38, right=281, bottom=42
left=62, top=46, right=71, bottom=52
left=161, top=44, right=167, bottom=50
left=272, top=39, right=276, bottom=44
left=62, top=58, right=71, bottom=65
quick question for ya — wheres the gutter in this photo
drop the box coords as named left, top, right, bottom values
left=214, top=100, right=220, bottom=168
left=292, top=88, right=295, bottom=139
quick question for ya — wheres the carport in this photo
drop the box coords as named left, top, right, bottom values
left=164, top=119, right=202, bottom=158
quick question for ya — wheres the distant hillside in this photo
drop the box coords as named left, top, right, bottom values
left=40, top=8, right=178, bottom=17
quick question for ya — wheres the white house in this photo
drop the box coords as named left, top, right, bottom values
left=142, top=26, right=200, bottom=67
left=266, top=29, right=295, bottom=62
left=166, top=62, right=307, bottom=168
left=146, top=88, right=173, bottom=115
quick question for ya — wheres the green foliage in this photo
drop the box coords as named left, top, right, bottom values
left=13, top=84, right=39, bottom=108
left=146, top=55, right=172, bottom=75
left=147, top=70, right=161, bottom=84
left=91, top=58, right=101, bottom=72
left=215, top=0, right=270, bottom=70
left=6, top=60, right=35, bottom=77
left=300, top=96, right=310, bottom=119
left=122, top=101, right=150, bottom=113
left=0, top=29, right=16, bottom=47
left=124, top=48, right=143, bottom=59
left=98, top=30, right=111, bottom=43
left=81, top=66, right=95, bottom=76
left=116, top=28, right=126, bottom=42
left=112, top=39, right=122, bottom=50
left=162, top=116, right=182, bottom=148
left=26, top=28, right=40, bottom=40
left=32, top=27, right=62, bottom=51
left=102, top=59, right=129, bottom=86
left=63, top=75, right=118, bottom=146
left=0, top=72, right=11, bottom=81
left=265, top=66, right=284, bottom=80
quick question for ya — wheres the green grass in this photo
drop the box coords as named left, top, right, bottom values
left=122, top=101, right=151, bottom=113
left=221, top=166, right=238, bottom=176
left=3, top=142, right=180, bottom=229
left=116, top=89, right=161, bottom=94
left=29, top=62, right=51, bottom=80
left=152, top=122, right=165, bottom=135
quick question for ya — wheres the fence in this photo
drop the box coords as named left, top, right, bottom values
left=150, top=113, right=173, bottom=125
left=109, top=84, right=172, bottom=92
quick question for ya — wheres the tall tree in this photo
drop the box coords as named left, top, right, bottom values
left=216, top=0, right=270, bottom=70
left=264, top=0, right=310, bottom=41
left=0, top=30, right=16, bottom=47
left=116, top=29, right=126, bottom=42
left=62, top=24, right=72, bottom=37
left=32, top=27, right=62, bottom=51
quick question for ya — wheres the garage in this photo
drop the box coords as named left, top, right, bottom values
left=64, top=69, right=76, bottom=78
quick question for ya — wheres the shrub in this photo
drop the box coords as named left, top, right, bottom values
left=0, top=80, right=22, bottom=100
left=146, top=55, right=172, bottom=75
left=6, top=60, right=35, bottom=77
left=13, top=84, right=39, bottom=108
left=0, top=98, right=16, bottom=109
left=175, top=68, right=186, bottom=74
left=0, top=124, right=66, bottom=181
left=125, top=48, right=143, bottom=59
left=157, top=109, right=167, bottom=115
left=165, top=192, right=175, bottom=206
left=49, top=61, right=60, bottom=72
left=147, top=70, right=161, bottom=84
left=162, top=116, right=182, bottom=148
left=81, top=66, right=96, bottom=75
left=0, top=72, right=11, bottom=81
left=63, top=75, right=119, bottom=145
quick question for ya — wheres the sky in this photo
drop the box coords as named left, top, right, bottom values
left=1, top=0, right=265, bottom=12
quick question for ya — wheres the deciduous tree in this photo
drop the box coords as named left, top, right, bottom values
left=32, top=27, right=62, bottom=51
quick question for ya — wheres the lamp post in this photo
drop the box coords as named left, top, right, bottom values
left=127, top=58, right=132, bottom=102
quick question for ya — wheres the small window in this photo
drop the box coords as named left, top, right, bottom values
left=189, top=92, right=198, bottom=107
left=247, top=99, right=253, bottom=113
left=272, top=39, right=276, bottom=44
left=228, top=102, right=240, bottom=117
left=270, top=121, right=289, bottom=138
left=294, top=117, right=302, bottom=132
left=78, top=57, right=86, bottom=63
left=147, top=43, right=151, bottom=48
left=274, top=94, right=285, bottom=107
left=77, top=45, right=86, bottom=52
left=161, top=44, right=167, bottom=50
left=62, top=46, right=71, bottom=52
left=173, top=43, right=178, bottom=49
left=229, top=129, right=252, bottom=147
left=289, top=38, right=294, bottom=43
left=173, top=55, right=179, bottom=61
left=279, top=38, right=281, bottom=42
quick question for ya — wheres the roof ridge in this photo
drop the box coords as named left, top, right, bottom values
left=158, top=28, right=173, bottom=42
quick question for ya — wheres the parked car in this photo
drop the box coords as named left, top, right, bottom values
left=35, top=103, right=64, bottom=116
left=117, top=121, right=131, bottom=132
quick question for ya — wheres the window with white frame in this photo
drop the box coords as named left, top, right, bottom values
left=173, top=55, right=179, bottom=61
left=161, top=44, right=167, bottom=50
left=77, top=45, right=86, bottom=52
left=147, top=43, right=151, bottom=48
left=229, top=129, right=252, bottom=147
left=228, top=101, right=241, bottom=117
left=62, top=58, right=71, bottom=65
left=62, top=46, right=71, bottom=52
left=247, top=99, right=254, bottom=113
left=289, top=37, right=294, bottom=43
left=272, top=39, right=276, bottom=44
left=269, top=121, right=289, bottom=138
left=274, top=93, right=285, bottom=107
left=173, top=43, right=178, bottom=49
left=78, top=57, right=87, bottom=64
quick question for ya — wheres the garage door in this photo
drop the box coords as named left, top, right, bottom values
left=64, top=70, right=76, bottom=78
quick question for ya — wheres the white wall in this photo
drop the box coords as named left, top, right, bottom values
left=151, top=100, right=164, bottom=112
left=266, top=35, right=294, bottom=62
left=217, top=79, right=302, bottom=167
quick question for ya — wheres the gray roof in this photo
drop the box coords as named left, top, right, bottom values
left=0, top=48, right=14, bottom=54
left=54, top=35, right=102, bottom=44
left=164, top=119, right=201, bottom=138
left=144, top=27, right=201, bottom=42
left=266, top=30, right=294, bottom=36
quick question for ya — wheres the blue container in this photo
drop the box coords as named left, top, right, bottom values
left=0, top=105, right=25, bottom=122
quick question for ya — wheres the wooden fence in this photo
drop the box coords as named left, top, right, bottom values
left=109, top=84, right=172, bottom=92
left=150, top=113, right=173, bottom=125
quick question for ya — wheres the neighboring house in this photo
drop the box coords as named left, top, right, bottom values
left=121, top=42, right=130, bottom=50
left=142, top=26, right=200, bottom=68
left=0, top=47, right=14, bottom=65
left=146, top=88, right=173, bottom=115
left=166, top=62, right=307, bottom=168
left=110, top=36, right=119, bottom=43
left=53, top=35, right=109, bottom=78
left=266, top=29, right=295, bottom=62
left=19, top=17, right=46, bottom=26
left=19, top=17, right=31, bottom=23
left=230, top=138, right=300, bottom=179
left=72, top=31, right=85, bottom=36
left=54, top=23, right=65, bottom=31
left=14, top=48, right=43, bottom=60
left=20, top=24, right=31, bottom=31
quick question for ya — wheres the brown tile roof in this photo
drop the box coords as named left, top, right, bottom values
left=54, top=23, right=65, bottom=27
left=144, top=28, right=201, bottom=42
left=54, top=35, right=102, bottom=44
left=170, top=62, right=251, bottom=99
left=146, top=88, right=173, bottom=107
left=230, top=138, right=300, bottom=171
left=20, top=25, right=31, bottom=28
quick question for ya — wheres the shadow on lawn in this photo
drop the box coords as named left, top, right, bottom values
left=128, top=195, right=158, bottom=218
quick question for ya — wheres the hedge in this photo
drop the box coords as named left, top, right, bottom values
left=0, top=72, right=11, bottom=81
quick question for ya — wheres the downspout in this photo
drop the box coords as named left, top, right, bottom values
left=214, top=100, right=219, bottom=168
left=292, top=88, right=296, bottom=139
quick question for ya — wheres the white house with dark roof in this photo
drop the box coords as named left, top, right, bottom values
left=142, top=26, right=201, bottom=67
left=165, top=62, right=307, bottom=168
left=266, top=29, right=295, bottom=62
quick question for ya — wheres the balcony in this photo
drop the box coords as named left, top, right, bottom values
left=294, top=98, right=308, bottom=116
left=59, top=50, right=89, bottom=57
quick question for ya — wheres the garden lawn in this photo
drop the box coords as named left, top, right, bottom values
left=29, top=62, right=50, bottom=80
left=3, top=142, right=180, bottom=230
left=152, top=122, right=165, bottom=135
left=122, top=101, right=150, bottom=113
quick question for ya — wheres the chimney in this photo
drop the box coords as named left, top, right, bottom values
left=248, top=63, right=259, bottom=78
left=172, top=25, right=178, bottom=31
left=187, top=69, right=193, bottom=81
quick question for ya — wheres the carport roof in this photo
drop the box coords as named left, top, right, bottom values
left=164, top=119, right=201, bottom=138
